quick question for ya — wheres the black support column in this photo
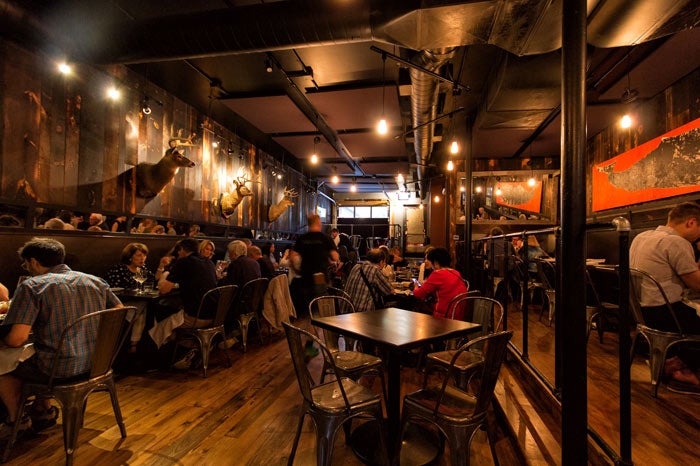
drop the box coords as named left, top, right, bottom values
left=560, top=0, right=588, bottom=464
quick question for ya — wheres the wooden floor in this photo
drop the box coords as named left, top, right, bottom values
left=507, top=307, right=700, bottom=465
left=4, top=320, right=520, bottom=466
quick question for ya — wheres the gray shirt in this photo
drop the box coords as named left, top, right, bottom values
left=629, top=226, right=698, bottom=306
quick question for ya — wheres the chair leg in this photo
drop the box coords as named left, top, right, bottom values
left=54, top=391, right=89, bottom=466
left=105, top=377, right=127, bottom=437
left=312, top=415, right=343, bottom=466
left=239, top=313, right=254, bottom=353
left=2, top=393, right=30, bottom=462
left=287, top=409, right=306, bottom=466
left=647, top=335, right=669, bottom=398
left=196, top=334, right=211, bottom=378
left=445, top=425, right=478, bottom=466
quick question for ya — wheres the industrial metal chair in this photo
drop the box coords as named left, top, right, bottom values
left=424, top=296, right=504, bottom=390
left=283, top=322, right=388, bottom=466
left=309, top=296, right=387, bottom=402
left=585, top=267, right=621, bottom=344
left=629, top=268, right=700, bottom=397
left=170, top=285, right=238, bottom=377
left=533, top=259, right=557, bottom=326
left=3, top=306, right=137, bottom=466
left=235, top=277, right=269, bottom=352
left=401, top=331, right=513, bottom=466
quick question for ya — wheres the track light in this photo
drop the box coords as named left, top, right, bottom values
left=141, top=96, right=152, bottom=115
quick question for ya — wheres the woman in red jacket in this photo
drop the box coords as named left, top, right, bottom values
left=412, top=247, right=468, bottom=319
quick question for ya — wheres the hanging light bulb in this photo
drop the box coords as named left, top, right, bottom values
left=475, top=186, right=483, bottom=193
left=106, top=86, right=120, bottom=100
left=528, top=176, right=536, bottom=187
left=447, top=160, right=454, bottom=171
left=419, top=203, right=424, bottom=210
left=212, top=140, right=220, bottom=149
left=377, top=118, right=388, bottom=135
left=57, top=62, right=72, bottom=75
left=396, top=173, right=404, bottom=184
left=450, top=140, right=459, bottom=154
left=495, top=186, right=502, bottom=196
left=350, top=180, right=357, bottom=192
left=460, top=185, right=465, bottom=192
left=311, top=153, right=318, bottom=164
left=331, top=174, right=339, bottom=184
left=311, top=136, right=320, bottom=164
left=620, top=114, right=632, bottom=129
left=277, top=173, right=283, bottom=180
left=433, top=195, right=440, bottom=203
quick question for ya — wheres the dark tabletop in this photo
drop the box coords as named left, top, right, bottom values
left=312, top=307, right=481, bottom=350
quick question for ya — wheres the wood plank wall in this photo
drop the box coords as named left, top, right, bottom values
left=0, top=39, right=331, bottom=232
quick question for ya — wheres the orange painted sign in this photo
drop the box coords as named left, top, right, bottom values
left=496, top=181, right=542, bottom=213
left=592, top=118, right=700, bottom=211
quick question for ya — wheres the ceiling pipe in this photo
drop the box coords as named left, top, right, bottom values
left=410, top=48, right=457, bottom=198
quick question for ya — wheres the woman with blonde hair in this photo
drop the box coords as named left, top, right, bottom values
left=199, top=239, right=216, bottom=261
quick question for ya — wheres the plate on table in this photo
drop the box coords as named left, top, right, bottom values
left=110, top=287, right=125, bottom=293
left=586, top=259, right=606, bottom=265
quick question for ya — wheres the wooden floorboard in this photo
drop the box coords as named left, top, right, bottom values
left=507, top=307, right=700, bottom=465
left=3, top=322, right=517, bottom=466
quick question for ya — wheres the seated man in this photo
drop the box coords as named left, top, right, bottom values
left=630, top=201, right=700, bottom=390
left=0, top=237, right=122, bottom=437
left=152, top=239, right=217, bottom=367
left=220, top=240, right=261, bottom=288
left=248, top=245, right=274, bottom=280
left=344, top=248, right=394, bottom=313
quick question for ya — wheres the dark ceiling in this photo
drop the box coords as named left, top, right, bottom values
left=3, top=0, right=700, bottom=194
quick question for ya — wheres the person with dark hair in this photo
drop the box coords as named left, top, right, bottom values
left=0, top=238, right=122, bottom=436
left=249, top=245, right=274, bottom=279
left=630, top=201, right=700, bottom=392
left=152, top=238, right=217, bottom=367
left=106, top=243, right=157, bottom=352
left=294, top=214, right=338, bottom=307
left=261, top=242, right=278, bottom=269
left=344, top=249, right=393, bottom=313
left=413, top=247, right=468, bottom=319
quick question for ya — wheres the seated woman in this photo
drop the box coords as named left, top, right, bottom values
left=199, top=239, right=216, bottom=262
left=261, top=242, right=278, bottom=269
left=412, top=247, right=468, bottom=319
left=518, top=235, right=548, bottom=276
left=105, top=243, right=158, bottom=352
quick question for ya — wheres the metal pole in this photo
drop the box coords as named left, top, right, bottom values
left=561, top=0, right=588, bottom=464
left=465, top=117, right=473, bottom=281
left=521, top=233, right=529, bottom=360
left=614, top=216, right=633, bottom=466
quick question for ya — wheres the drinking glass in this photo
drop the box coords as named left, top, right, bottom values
left=133, top=267, right=148, bottom=294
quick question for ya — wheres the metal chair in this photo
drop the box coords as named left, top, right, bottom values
left=309, top=296, right=387, bottom=402
left=170, top=285, right=238, bottom=377
left=401, top=331, right=513, bottom=466
left=3, top=306, right=137, bottom=466
left=283, top=322, right=388, bottom=466
left=585, top=267, right=621, bottom=344
left=629, top=268, right=700, bottom=397
left=534, top=259, right=556, bottom=326
left=235, top=277, right=269, bottom=352
left=326, top=286, right=351, bottom=301
left=424, top=296, right=504, bottom=390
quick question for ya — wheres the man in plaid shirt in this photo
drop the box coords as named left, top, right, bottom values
left=345, top=248, right=393, bottom=313
left=0, top=237, right=121, bottom=437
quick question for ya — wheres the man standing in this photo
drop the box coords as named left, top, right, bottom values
left=630, top=201, right=700, bottom=390
left=295, top=214, right=338, bottom=308
left=0, top=238, right=122, bottom=436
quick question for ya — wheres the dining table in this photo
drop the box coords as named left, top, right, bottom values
left=311, top=307, right=481, bottom=465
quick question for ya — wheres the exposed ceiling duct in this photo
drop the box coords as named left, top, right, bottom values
left=409, top=48, right=457, bottom=197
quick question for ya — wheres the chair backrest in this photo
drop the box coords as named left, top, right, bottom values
left=194, top=285, right=238, bottom=326
left=49, top=306, right=135, bottom=385
left=309, top=295, right=355, bottom=352
left=238, top=277, right=269, bottom=315
left=327, top=286, right=351, bottom=301
left=628, top=268, right=684, bottom=333
left=535, top=259, right=556, bottom=290
left=586, top=266, right=619, bottom=308
left=451, top=296, right=503, bottom=340
left=283, top=322, right=353, bottom=408
left=436, top=331, right=513, bottom=418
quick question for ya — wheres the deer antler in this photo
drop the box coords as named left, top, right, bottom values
left=283, top=187, right=299, bottom=198
left=168, top=130, right=198, bottom=149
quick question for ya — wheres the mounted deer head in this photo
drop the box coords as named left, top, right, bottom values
left=218, top=174, right=261, bottom=219
left=267, top=186, right=299, bottom=222
left=133, top=133, right=196, bottom=198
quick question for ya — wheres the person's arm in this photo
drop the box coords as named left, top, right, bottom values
left=159, top=276, right=175, bottom=294
left=0, top=283, right=8, bottom=301
left=375, top=269, right=394, bottom=296
left=3, top=324, right=31, bottom=347
left=413, top=273, right=439, bottom=300
left=680, top=269, right=700, bottom=290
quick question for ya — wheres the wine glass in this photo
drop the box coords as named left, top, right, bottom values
left=133, top=267, right=148, bottom=294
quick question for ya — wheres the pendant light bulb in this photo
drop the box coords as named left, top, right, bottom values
left=447, top=160, right=454, bottom=171
left=397, top=173, right=404, bottom=184
left=377, top=118, right=388, bottom=135
left=495, top=187, right=502, bottom=196
left=311, top=154, right=318, bottom=164
left=450, top=140, right=459, bottom=154
left=419, top=203, right=424, bottom=210
left=475, top=186, right=482, bottom=193
left=528, top=177, right=536, bottom=187
left=331, top=174, right=339, bottom=184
